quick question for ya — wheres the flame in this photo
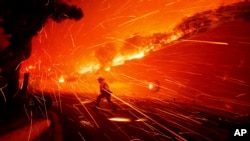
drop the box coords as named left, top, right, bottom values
left=78, top=50, right=147, bottom=74
left=112, top=51, right=145, bottom=66
left=127, top=51, right=144, bottom=60
left=58, top=75, right=65, bottom=83
left=112, top=55, right=125, bottom=66
left=79, top=63, right=101, bottom=74
left=24, top=65, right=36, bottom=72
left=28, top=65, right=35, bottom=69
left=77, top=30, right=184, bottom=74
left=148, top=82, right=154, bottom=90
left=105, top=67, right=111, bottom=71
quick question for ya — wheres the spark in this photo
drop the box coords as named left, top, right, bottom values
left=108, top=117, right=131, bottom=122
left=78, top=131, right=86, bottom=141
left=15, top=60, right=24, bottom=71
left=0, top=83, right=7, bottom=103
left=118, top=10, right=159, bottom=27
left=80, top=120, right=95, bottom=127
left=235, top=93, right=246, bottom=98
left=239, top=41, right=250, bottom=45
left=41, top=94, right=50, bottom=125
left=181, top=39, right=229, bottom=45
left=70, top=34, right=75, bottom=48
left=110, top=93, right=187, bottom=141
left=27, top=111, right=33, bottom=141
left=73, top=93, right=100, bottom=128
left=98, top=16, right=136, bottom=28
left=164, top=0, right=181, bottom=7
left=135, top=118, right=147, bottom=122
left=156, top=108, right=202, bottom=125
left=113, top=0, right=134, bottom=16
left=128, top=111, right=172, bottom=139
left=129, top=111, right=165, bottom=135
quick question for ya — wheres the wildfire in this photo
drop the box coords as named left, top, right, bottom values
left=127, top=51, right=145, bottom=60
left=105, top=67, right=111, bottom=71
left=112, top=51, right=145, bottom=66
left=58, top=75, right=65, bottom=83
left=77, top=30, right=185, bottom=74
left=112, top=55, right=125, bottom=66
left=79, top=63, right=101, bottom=74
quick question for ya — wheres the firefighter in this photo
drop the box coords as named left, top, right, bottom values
left=96, top=77, right=116, bottom=111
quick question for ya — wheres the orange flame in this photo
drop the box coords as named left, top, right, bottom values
left=58, top=75, right=65, bottom=83
left=148, top=82, right=154, bottom=90
left=127, top=51, right=144, bottom=60
left=79, top=63, right=100, bottom=74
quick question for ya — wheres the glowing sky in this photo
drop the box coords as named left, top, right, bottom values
left=27, top=0, right=241, bottom=72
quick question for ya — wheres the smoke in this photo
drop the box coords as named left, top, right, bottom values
left=94, top=42, right=117, bottom=68
left=121, top=33, right=152, bottom=55
left=174, top=1, right=250, bottom=39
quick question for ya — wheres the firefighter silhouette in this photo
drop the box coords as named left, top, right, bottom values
left=96, top=77, right=116, bottom=111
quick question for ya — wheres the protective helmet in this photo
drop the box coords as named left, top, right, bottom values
left=97, top=77, right=105, bottom=82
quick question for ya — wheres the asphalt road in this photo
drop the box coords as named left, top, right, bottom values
left=51, top=93, right=249, bottom=141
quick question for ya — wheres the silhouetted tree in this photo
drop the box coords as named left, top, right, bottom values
left=0, top=0, right=83, bottom=113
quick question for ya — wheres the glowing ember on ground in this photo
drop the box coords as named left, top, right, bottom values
left=148, top=83, right=154, bottom=90
left=135, top=118, right=148, bottom=122
left=108, top=117, right=131, bottom=122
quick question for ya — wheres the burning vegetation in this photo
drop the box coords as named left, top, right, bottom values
left=76, top=1, right=250, bottom=74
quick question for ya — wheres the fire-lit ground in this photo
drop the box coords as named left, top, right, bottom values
left=20, top=19, right=250, bottom=141
left=1, top=1, right=250, bottom=141
left=52, top=93, right=249, bottom=141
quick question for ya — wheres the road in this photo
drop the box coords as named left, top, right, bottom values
left=51, top=93, right=248, bottom=141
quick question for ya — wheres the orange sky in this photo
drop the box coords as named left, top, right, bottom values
left=26, top=0, right=241, bottom=73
